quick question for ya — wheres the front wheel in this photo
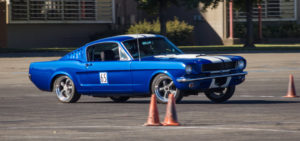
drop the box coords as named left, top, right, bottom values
left=151, top=74, right=183, bottom=104
left=204, top=86, right=235, bottom=103
left=53, top=75, right=81, bottom=103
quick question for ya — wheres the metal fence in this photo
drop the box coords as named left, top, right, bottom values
left=8, top=0, right=114, bottom=23
left=233, top=0, right=296, bottom=22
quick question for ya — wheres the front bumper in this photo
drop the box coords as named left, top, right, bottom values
left=176, top=72, right=248, bottom=82
left=175, top=72, right=248, bottom=90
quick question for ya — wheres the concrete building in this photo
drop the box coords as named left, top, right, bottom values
left=158, top=0, right=299, bottom=45
left=0, top=0, right=299, bottom=48
left=113, top=0, right=300, bottom=45
left=0, top=0, right=115, bottom=48
left=112, top=0, right=228, bottom=45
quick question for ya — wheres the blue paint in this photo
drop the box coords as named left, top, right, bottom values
left=29, top=34, right=247, bottom=97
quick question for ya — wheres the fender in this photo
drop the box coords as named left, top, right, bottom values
left=147, top=70, right=184, bottom=93
left=49, top=71, right=78, bottom=92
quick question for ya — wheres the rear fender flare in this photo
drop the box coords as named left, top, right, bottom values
left=50, top=72, right=76, bottom=91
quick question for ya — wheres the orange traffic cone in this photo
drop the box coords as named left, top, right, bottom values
left=284, top=74, right=298, bottom=98
left=144, top=94, right=162, bottom=126
left=163, top=94, right=180, bottom=126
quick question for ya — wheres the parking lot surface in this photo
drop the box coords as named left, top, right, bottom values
left=0, top=52, right=300, bottom=141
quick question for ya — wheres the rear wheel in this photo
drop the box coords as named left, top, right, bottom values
left=151, top=74, right=183, bottom=104
left=53, top=75, right=81, bottom=103
left=110, top=96, right=130, bottom=103
left=204, top=86, right=235, bottom=103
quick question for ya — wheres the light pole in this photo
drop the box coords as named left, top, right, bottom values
left=229, top=0, right=233, bottom=39
left=257, top=0, right=263, bottom=41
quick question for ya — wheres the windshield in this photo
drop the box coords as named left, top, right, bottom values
left=122, top=37, right=182, bottom=59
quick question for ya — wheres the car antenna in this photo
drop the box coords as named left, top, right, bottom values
left=136, top=33, right=141, bottom=61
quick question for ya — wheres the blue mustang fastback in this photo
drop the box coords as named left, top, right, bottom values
left=29, top=34, right=247, bottom=103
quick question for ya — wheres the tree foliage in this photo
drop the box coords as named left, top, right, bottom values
left=233, top=0, right=259, bottom=11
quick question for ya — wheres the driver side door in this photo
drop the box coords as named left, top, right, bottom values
left=77, top=42, right=132, bottom=94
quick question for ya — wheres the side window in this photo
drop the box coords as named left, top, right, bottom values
left=87, top=43, right=120, bottom=62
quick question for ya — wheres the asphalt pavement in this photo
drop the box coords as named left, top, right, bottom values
left=1, top=52, right=300, bottom=141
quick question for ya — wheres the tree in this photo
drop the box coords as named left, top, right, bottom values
left=234, top=0, right=258, bottom=48
left=136, top=0, right=268, bottom=48
left=244, top=0, right=255, bottom=48
left=135, top=0, right=221, bottom=35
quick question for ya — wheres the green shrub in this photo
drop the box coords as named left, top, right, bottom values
left=127, top=17, right=194, bottom=45
left=127, top=20, right=155, bottom=34
left=234, top=22, right=300, bottom=39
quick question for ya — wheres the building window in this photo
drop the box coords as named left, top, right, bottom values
left=9, top=0, right=114, bottom=23
left=233, top=0, right=296, bottom=21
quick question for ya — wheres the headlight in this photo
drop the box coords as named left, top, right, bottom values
left=237, top=60, right=245, bottom=69
left=185, top=65, right=193, bottom=74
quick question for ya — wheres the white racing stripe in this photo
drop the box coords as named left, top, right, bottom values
left=155, top=54, right=223, bottom=63
left=119, top=34, right=156, bottom=38
left=215, top=56, right=232, bottom=62
left=198, top=56, right=222, bottom=63
left=155, top=54, right=199, bottom=58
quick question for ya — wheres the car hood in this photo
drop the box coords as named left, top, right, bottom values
left=140, top=54, right=243, bottom=64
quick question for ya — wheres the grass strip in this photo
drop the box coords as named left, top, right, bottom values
left=1, top=44, right=300, bottom=53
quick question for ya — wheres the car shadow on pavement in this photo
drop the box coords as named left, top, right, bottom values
left=179, top=100, right=300, bottom=104
left=77, top=100, right=150, bottom=104
left=77, top=100, right=300, bottom=104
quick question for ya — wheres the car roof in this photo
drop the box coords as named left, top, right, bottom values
left=85, top=34, right=164, bottom=46
left=60, top=34, right=165, bottom=61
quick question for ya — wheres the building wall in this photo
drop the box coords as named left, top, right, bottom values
left=2, top=0, right=228, bottom=47
left=114, top=0, right=146, bottom=30
left=6, top=24, right=111, bottom=48
left=198, top=2, right=226, bottom=45
left=164, top=2, right=226, bottom=45
left=2, top=0, right=300, bottom=48
left=115, top=0, right=227, bottom=45
left=2, top=0, right=114, bottom=48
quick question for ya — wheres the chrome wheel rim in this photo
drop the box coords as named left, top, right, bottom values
left=209, top=88, right=227, bottom=98
left=154, top=78, right=177, bottom=102
left=55, top=77, right=74, bottom=102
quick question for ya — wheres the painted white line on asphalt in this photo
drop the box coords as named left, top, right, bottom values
left=281, top=122, right=300, bottom=124
left=7, top=125, right=135, bottom=129
left=2, top=136, right=63, bottom=139
left=2, top=135, right=104, bottom=140
left=160, top=126, right=300, bottom=133
left=11, top=72, right=28, bottom=74
left=5, top=125, right=300, bottom=133
left=238, top=95, right=275, bottom=98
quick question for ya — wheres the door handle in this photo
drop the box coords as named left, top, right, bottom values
left=85, top=63, right=93, bottom=67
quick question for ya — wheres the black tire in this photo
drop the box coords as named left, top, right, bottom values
left=204, top=86, right=235, bottom=103
left=53, top=75, right=81, bottom=103
left=110, top=96, right=130, bottom=103
left=151, top=74, right=183, bottom=104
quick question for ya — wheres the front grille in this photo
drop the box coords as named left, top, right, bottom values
left=202, top=61, right=237, bottom=72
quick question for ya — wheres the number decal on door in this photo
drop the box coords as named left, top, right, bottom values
left=99, top=72, right=108, bottom=84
